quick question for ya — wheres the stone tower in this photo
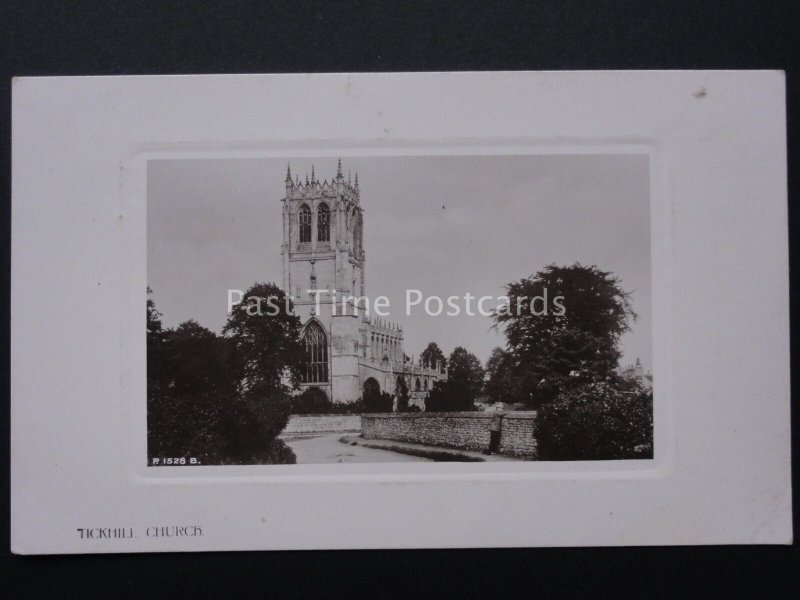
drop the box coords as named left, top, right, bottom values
left=281, top=160, right=365, bottom=402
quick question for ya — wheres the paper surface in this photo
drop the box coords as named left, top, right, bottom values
left=11, top=71, right=791, bottom=553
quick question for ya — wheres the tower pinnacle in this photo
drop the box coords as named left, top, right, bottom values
left=285, top=163, right=292, bottom=182
left=336, top=158, right=343, bottom=179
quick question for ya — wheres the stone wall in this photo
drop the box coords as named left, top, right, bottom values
left=361, top=412, right=537, bottom=458
left=283, top=414, right=362, bottom=434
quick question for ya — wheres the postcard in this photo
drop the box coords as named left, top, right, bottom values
left=11, top=71, right=790, bottom=553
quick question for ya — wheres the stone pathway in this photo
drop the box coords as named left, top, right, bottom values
left=339, top=435, right=523, bottom=462
left=282, top=433, right=523, bottom=464
left=282, top=433, right=432, bottom=464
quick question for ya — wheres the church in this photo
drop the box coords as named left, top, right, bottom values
left=280, top=161, right=446, bottom=408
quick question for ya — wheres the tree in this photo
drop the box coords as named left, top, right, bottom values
left=147, top=284, right=303, bottom=465
left=222, top=282, right=305, bottom=444
left=425, top=346, right=484, bottom=411
left=484, top=347, right=520, bottom=405
left=223, top=283, right=305, bottom=403
left=425, top=379, right=476, bottom=412
left=146, top=287, right=168, bottom=398
left=395, top=376, right=410, bottom=412
left=493, top=263, right=636, bottom=408
left=147, top=286, right=162, bottom=334
left=420, top=342, right=447, bottom=372
left=534, top=380, right=653, bottom=460
left=147, top=318, right=296, bottom=465
left=291, top=387, right=333, bottom=414
left=447, top=346, right=485, bottom=400
left=168, top=320, right=237, bottom=392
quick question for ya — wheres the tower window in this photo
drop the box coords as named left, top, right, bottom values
left=354, top=212, right=363, bottom=255
left=317, top=203, right=330, bottom=242
left=301, top=320, right=328, bottom=383
left=299, top=204, right=312, bottom=243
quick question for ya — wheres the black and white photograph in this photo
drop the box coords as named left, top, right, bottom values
left=147, top=154, right=653, bottom=465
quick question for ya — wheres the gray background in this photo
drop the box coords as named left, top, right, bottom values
left=148, top=154, right=651, bottom=370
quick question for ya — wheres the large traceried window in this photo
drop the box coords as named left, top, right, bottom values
left=298, top=204, right=312, bottom=243
left=317, top=203, right=330, bottom=242
left=301, top=320, right=328, bottom=383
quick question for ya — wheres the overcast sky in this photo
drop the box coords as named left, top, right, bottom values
left=148, top=154, right=651, bottom=372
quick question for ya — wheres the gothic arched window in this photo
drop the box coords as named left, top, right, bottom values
left=301, top=320, right=328, bottom=383
left=363, top=378, right=380, bottom=404
left=298, top=204, right=312, bottom=243
left=317, top=203, right=330, bottom=242
left=415, top=378, right=422, bottom=391
left=354, top=212, right=363, bottom=255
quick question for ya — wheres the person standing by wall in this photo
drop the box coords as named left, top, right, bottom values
left=487, top=407, right=504, bottom=455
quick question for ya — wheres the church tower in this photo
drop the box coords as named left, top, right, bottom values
left=281, top=160, right=365, bottom=402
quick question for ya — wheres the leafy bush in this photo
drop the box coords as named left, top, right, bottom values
left=147, top=388, right=296, bottom=465
left=291, top=390, right=364, bottom=414
left=326, top=400, right=364, bottom=414
left=534, top=380, right=653, bottom=460
left=364, top=391, right=394, bottom=413
left=425, top=380, right=476, bottom=412
left=291, top=387, right=332, bottom=414
left=147, top=286, right=301, bottom=465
